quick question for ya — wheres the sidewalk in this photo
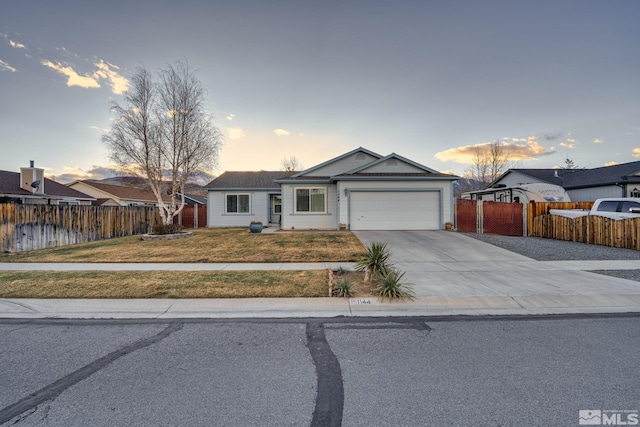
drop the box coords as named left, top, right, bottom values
left=2, top=259, right=640, bottom=319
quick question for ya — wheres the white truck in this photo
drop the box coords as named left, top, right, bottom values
left=549, top=198, right=640, bottom=220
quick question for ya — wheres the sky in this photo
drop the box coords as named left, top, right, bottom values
left=1, top=0, right=639, bottom=183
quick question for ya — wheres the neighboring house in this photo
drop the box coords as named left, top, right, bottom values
left=67, top=180, right=172, bottom=206
left=182, top=194, right=207, bottom=205
left=206, top=147, right=458, bottom=230
left=492, top=161, right=640, bottom=202
left=0, top=161, right=95, bottom=205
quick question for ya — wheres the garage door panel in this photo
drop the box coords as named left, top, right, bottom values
left=350, top=191, right=440, bottom=230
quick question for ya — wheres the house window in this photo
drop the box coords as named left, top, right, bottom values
left=226, top=194, right=250, bottom=213
left=295, top=188, right=326, bottom=213
left=273, top=196, right=282, bottom=214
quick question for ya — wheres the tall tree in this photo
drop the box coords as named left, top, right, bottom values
left=281, top=156, right=303, bottom=172
left=465, top=141, right=512, bottom=188
left=103, top=61, right=223, bottom=225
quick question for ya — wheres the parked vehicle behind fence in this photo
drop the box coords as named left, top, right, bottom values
left=549, top=198, right=640, bottom=220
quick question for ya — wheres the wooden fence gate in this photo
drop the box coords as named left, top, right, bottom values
left=455, top=199, right=524, bottom=236
left=482, top=201, right=524, bottom=236
left=455, top=198, right=477, bottom=232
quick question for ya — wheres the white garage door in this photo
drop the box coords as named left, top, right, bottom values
left=350, top=191, right=440, bottom=230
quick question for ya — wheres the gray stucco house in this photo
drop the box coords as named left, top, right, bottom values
left=206, top=147, right=458, bottom=230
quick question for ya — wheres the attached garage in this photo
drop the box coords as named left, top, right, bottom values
left=349, top=190, right=441, bottom=230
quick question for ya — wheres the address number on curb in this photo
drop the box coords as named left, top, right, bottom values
left=349, top=298, right=379, bottom=305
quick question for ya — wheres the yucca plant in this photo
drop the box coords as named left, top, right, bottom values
left=332, top=277, right=357, bottom=297
left=375, top=268, right=415, bottom=302
left=355, top=241, right=392, bottom=283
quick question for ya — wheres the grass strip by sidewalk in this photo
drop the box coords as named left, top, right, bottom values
left=0, top=228, right=365, bottom=263
left=0, top=270, right=328, bottom=298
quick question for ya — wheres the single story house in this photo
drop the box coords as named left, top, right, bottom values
left=0, top=161, right=95, bottom=205
left=206, top=147, right=458, bottom=230
left=67, top=180, right=172, bottom=206
left=492, top=161, right=640, bottom=202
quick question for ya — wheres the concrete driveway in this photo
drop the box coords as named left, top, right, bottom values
left=352, top=231, right=640, bottom=312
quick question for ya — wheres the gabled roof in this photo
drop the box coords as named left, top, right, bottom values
left=497, top=161, right=640, bottom=189
left=206, top=171, right=294, bottom=190
left=344, top=153, right=440, bottom=174
left=73, top=180, right=171, bottom=202
left=290, top=147, right=382, bottom=178
left=184, top=194, right=207, bottom=204
left=0, top=170, right=94, bottom=200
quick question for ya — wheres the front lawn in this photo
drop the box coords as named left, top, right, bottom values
left=0, top=228, right=365, bottom=263
left=0, top=270, right=328, bottom=298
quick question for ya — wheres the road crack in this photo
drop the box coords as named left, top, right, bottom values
left=0, top=322, right=183, bottom=425
left=306, top=322, right=344, bottom=427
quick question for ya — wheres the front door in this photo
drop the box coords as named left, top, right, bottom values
left=270, top=194, right=282, bottom=225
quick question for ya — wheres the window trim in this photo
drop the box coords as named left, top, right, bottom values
left=225, top=193, right=251, bottom=214
left=294, top=187, right=327, bottom=214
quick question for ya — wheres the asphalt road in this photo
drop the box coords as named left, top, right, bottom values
left=2, top=315, right=639, bottom=426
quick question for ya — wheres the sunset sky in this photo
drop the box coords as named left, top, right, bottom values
left=1, top=0, right=639, bottom=182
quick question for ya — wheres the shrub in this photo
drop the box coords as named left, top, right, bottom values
left=375, top=268, right=415, bottom=302
left=333, top=266, right=346, bottom=275
left=151, top=224, right=184, bottom=235
left=332, top=277, right=356, bottom=298
left=355, top=241, right=393, bottom=282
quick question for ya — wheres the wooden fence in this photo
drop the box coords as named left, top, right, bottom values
left=525, top=201, right=594, bottom=233
left=0, top=204, right=161, bottom=253
left=455, top=198, right=477, bottom=232
left=173, top=205, right=207, bottom=229
left=455, top=199, right=524, bottom=235
left=482, top=201, right=523, bottom=236
left=530, top=214, right=640, bottom=251
left=456, top=199, right=640, bottom=250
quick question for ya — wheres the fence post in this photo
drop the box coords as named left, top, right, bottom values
left=194, top=204, right=198, bottom=229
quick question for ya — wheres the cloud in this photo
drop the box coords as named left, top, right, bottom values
left=226, top=113, right=235, bottom=121
left=226, top=127, right=246, bottom=140
left=434, top=136, right=554, bottom=165
left=593, top=138, right=603, bottom=144
left=560, top=138, right=576, bottom=149
left=0, top=59, right=17, bottom=72
left=51, top=165, right=121, bottom=184
left=537, top=132, right=564, bottom=142
left=274, top=128, right=291, bottom=137
left=633, top=148, right=640, bottom=158
left=42, top=59, right=101, bottom=89
left=93, top=60, right=129, bottom=94
left=604, top=161, right=619, bottom=167
left=9, top=40, right=26, bottom=49
left=89, top=125, right=110, bottom=132
left=41, top=59, right=129, bottom=94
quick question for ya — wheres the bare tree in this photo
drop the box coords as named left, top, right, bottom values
left=563, top=156, right=578, bottom=169
left=103, top=60, right=223, bottom=225
left=281, top=156, right=303, bottom=172
left=464, top=141, right=512, bottom=188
